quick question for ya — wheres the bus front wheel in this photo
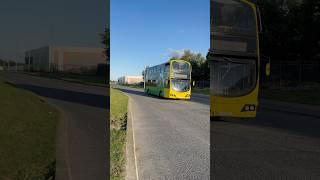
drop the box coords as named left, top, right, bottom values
left=210, top=116, right=221, bottom=121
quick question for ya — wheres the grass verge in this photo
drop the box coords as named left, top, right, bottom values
left=260, top=82, right=320, bottom=105
left=110, top=88, right=128, bottom=180
left=261, top=89, right=320, bottom=105
left=0, top=81, right=59, bottom=180
left=125, top=84, right=143, bottom=89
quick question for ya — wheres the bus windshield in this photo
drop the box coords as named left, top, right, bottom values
left=210, top=58, right=256, bottom=97
left=172, top=79, right=190, bottom=92
left=171, top=61, right=190, bottom=92
left=172, top=61, right=190, bottom=79
left=212, top=0, right=256, bottom=35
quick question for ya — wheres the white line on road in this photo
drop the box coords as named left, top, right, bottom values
left=129, top=97, right=140, bottom=180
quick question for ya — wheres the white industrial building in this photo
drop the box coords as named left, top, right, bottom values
left=25, top=46, right=106, bottom=73
left=118, top=76, right=143, bottom=85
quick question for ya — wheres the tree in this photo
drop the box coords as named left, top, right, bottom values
left=180, top=50, right=205, bottom=65
left=101, top=28, right=110, bottom=63
left=101, top=27, right=110, bottom=83
left=259, top=0, right=320, bottom=61
left=297, top=0, right=320, bottom=60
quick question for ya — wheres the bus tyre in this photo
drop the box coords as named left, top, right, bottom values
left=210, top=116, right=220, bottom=121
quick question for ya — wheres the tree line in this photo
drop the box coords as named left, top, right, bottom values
left=259, top=0, right=320, bottom=61
left=0, top=59, right=24, bottom=66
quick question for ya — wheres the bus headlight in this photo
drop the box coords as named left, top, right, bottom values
left=241, top=104, right=256, bottom=112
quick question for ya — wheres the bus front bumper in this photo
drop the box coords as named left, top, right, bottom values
left=169, top=91, right=191, bottom=99
left=210, top=102, right=258, bottom=118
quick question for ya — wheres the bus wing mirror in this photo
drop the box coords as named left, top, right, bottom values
left=192, top=81, right=196, bottom=87
left=266, top=62, right=270, bottom=77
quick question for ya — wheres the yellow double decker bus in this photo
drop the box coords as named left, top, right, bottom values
left=208, top=0, right=262, bottom=120
left=144, top=59, right=192, bottom=99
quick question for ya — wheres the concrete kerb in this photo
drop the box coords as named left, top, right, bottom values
left=5, top=80, right=17, bottom=87
left=124, top=93, right=139, bottom=180
left=54, top=105, right=72, bottom=180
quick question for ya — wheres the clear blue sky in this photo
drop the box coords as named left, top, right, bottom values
left=0, top=0, right=108, bottom=62
left=111, top=0, right=209, bottom=80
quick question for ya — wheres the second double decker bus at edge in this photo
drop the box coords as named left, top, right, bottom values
left=144, top=59, right=192, bottom=99
left=208, top=0, right=263, bottom=120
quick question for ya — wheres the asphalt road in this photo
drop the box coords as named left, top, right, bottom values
left=117, top=86, right=210, bottom=180
left=212, top=105, right=320, bottom=179
left=0, top=72, right=108, bottom=180
left=3, top=72, right=319, bottom=180
left=120, top=86, right=320, bottom=180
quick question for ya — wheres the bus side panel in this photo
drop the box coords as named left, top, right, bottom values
left=146, top=86, right=159, bottom=96
left=164, top=88, right=170, bottom=98
left=145, top=85, right=167, bottom=98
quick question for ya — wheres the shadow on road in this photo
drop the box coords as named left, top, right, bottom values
left=116, top=87, right=209, bottom=105
left=115, top=87, right=148, bottom=97
left=17, top=84, right=109, bottom=109
left=212, top=110, right=320, bottom=138
left=116, top=87, right=178, bottom=101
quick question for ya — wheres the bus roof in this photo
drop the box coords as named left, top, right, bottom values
left=145, top=59, right=189, bottom=70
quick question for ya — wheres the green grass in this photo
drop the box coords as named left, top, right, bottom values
left=125, top=84, right=143, bottom=89
left=110, top=129, right=127, bottom=180
left=110, top=88, right=128, bottom=129
left=261, top=89, right=320, bottom=105
left=25, top=72, right=107, bottom=86
left=260, top=82, right=320, bottom=105
left=192, top=88, right=210, bottom=95
left=0, top=81, right=59, bottom=180
left=110, top=88, right=128, bottom=180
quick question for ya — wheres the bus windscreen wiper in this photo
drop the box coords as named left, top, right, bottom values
left=212, top=57, right=252, bottom=65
